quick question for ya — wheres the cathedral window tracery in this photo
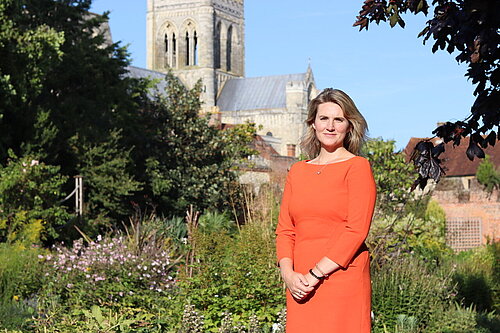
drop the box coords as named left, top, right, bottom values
left=161, top=22, right=177, bottom=69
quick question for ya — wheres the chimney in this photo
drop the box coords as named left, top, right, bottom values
left=287, top=144, right=296, bottom=157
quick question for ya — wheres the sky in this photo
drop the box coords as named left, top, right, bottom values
left=90, top=0, right=476, bottom=150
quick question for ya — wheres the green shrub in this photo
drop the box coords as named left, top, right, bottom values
left=178, top=221, right=285, bottom=331
left=451, top=242, right=500, bottom=313
left=0, top=151, right=71, bottom=244
left=371, top=257, right=455, bottom=332
left=34, top=304, right=177, bottom=332
left=427, top=303, right=482, bottom=333
left=361, top=138, right=417, bottom=216
left=198, top=210, right=237, bottom=235
left=368, top=212, right=452, bottom=267
left=476, top=155, right=500, bottom=193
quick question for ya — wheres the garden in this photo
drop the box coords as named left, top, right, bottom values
left=1, top=0, right=499, bottom=332
left=1, top=140, right=499, bottom=332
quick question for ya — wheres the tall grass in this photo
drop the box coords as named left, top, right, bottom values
left=0, top=244, right=43, bottom=330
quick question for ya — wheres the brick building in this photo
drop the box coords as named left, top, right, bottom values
left=404, top=137, right=500, bottom=251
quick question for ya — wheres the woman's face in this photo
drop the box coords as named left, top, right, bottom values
left=313, top=102, right=351, bottom=151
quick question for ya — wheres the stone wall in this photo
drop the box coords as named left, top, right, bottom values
left=432, top=177, right=500, bottom=251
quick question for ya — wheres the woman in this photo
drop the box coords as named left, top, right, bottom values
left=275, top=88, right=376, bottom=332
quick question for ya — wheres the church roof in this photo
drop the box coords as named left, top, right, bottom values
left=217, top=73, right=307, bottom=111
left=125, top=66, right=168, bottom=94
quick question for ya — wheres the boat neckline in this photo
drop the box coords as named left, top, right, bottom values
left=304, top=156, right=359, bottom=166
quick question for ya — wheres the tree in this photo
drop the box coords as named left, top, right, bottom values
left=0, top=0, right=257, bottom=238
left=362, top=138, right=420, bottom=216
left=476, top=154, right=500, bottom=192
left=0, top=0, right=64, bottom=159
left=0, top=0, right=143, bottom=228
left=132, top=73, right=257, bottom=216
left=354, top=0, right=499, bottom=190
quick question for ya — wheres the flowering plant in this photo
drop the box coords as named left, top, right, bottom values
left=40, top=234, right=176, bottom=309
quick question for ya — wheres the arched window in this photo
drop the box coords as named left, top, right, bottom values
left=214, top=22, right=221, bottom=69
left=161, top=22, right=178, bottom=68
left=185, top=31, right=190, bottom=66
left=226, top=26, right=232, bottom=71
left=193, top=31, right=198, bottom=66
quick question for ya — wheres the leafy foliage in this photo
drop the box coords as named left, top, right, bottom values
left=451, top=242, right=500, bottom=314
left=476, top=154, right=500, bottom=192
left=371, top=257, right=455, bottom=331
left=178, top=225, right=285, bottom=331
left=0, top=0, right=257, bottom=234
left=0, top=0, right=65, bottom=159
left=69, top=129, right=142, bottom=229
left=409, top=140, right=445, bottom=190
left=135, top=73, right=257, bottom=216
left=177, top=191, right=285, bottom=332
left=0, top=152, right=70, bottom=244
left=362, top=138, right=418, bottom=215
left=0, top=243, right=44, bottom=330
left=368, top=211, right=451, bottom=267
left=355, top=0, right=500, bottom=187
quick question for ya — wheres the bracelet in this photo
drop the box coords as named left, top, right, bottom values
left=309, top=268, right=325, bottom=280
left=315, top=263, right=328, bottom=277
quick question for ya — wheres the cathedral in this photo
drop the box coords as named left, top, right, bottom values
left=142, top=0, right=318, bottom=157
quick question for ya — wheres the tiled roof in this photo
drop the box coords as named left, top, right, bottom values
left=217, top=73, right=307, bottom=111
left=404, top=137, right=500, bottom=177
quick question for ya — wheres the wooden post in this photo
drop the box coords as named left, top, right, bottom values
left=74, top=175, right=83, bottom=216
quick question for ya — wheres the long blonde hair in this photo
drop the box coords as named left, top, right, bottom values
left=300, top=88, right=368, bottom=158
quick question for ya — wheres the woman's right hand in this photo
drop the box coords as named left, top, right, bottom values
left=281, top=270, right=314, bottom=300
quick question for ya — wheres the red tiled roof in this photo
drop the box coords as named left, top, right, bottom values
left=404, top=137, right=500, bottom=177
left=253, top=135, right=279, bottom=158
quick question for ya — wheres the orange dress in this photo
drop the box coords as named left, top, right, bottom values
left=275, top=156, right=376, bottom=332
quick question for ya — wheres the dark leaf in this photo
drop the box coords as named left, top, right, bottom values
left=398, top=17, right=406, bottom=28
left=414, top=140, right=434, bottom=153
left=428, top=158, right=444, bottom=182
left=431, top=142, right=445, bottom=157
left=466, top=140, right=485, bottom=161
left=486, top=131, right=497, bottom=146
left=411, top=176, right=427, bottom=192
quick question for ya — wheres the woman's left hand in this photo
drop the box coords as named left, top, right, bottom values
left=304, top=272, right=321, bottom=289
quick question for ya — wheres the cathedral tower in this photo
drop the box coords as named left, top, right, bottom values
left=146, top=0, right=245, bottom=109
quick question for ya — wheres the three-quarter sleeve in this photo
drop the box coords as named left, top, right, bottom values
left=325, top=157, right=376, bottom=268
left=275, top=170, right=295, bottom=264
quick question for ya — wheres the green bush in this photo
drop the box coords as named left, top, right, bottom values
left=476, top=155, right=500, bottom=193
left=427, top=303, right=482, bottom=333
left=451, top=242, right=500, bottom=313
left=371, top=257, right=455, bottom=332
left=178, top=220, right=285, bottom=331
left=368, top=212, right=451, bottom=267
left=361, top=138, right=418, bottom=216
left=0, top=243, right=44, bottom=330
left=0, top=151, right=71, bottom=244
